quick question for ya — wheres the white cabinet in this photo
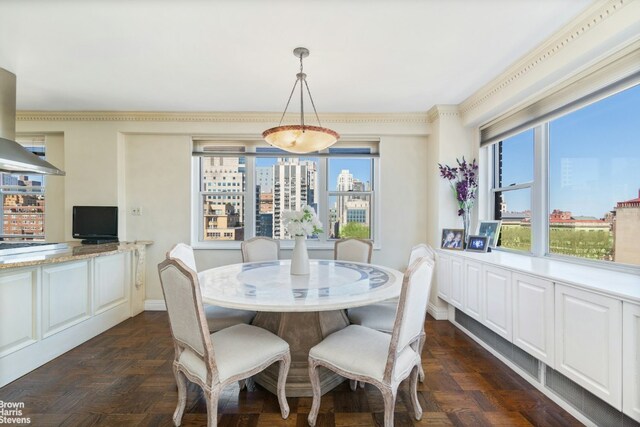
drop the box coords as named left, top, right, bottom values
left=481, top=265, right=512, bottom=341
left=463, top=260, right=482, bottom=321
left=512, top=273, right=554, bottom=367
left=555, top=283, right=622, bottom=409
left=436, top=253, right=450, bottom=302
left=42, top=261, right=91, bottom=337
left=449, top=256, right=464, bottom=309
left=0, top=268, right=38, bottom=357
left=623, top=302, right=640, bottom=422
left=94, top=253, right=130, bottom=314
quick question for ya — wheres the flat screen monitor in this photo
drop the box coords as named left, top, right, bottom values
left=72, top=206, right=118, bottom=244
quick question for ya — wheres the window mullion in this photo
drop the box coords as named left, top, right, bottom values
left=532, top=123, right=549, bottom=257
left=318, top=157, right=328, bottom=243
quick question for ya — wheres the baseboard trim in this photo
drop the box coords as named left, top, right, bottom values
left=427, top=302, right=448, bottom=320
left=144, top=299, right=166, bottom=311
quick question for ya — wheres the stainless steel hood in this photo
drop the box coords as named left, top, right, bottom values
left=0, top=68, right=65, bottom=176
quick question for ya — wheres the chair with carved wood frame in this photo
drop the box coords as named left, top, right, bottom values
left=334, top=238, right=373, bottom=263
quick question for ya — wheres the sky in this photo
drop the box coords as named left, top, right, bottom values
left=501, top=83, right=640, bottom=218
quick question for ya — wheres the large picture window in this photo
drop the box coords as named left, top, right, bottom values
left=489, top=83, right=640, bottom=268
left=193, top=142, right=379, bottom=248
left=0, top=139, right=46, bottom=241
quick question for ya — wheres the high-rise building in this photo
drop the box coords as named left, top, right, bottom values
left=256, top=166, right=273, bottom=194
left=272, top=158, right=316, bottom=239
left=201, top=157, right=245, bottom=239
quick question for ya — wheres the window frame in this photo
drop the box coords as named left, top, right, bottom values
left=191, top=140, right=380, bottom=250
left=485, top=94, right=639, bottom=273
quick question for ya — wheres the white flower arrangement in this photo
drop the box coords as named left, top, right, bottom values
left=282, top=205, right=323, bottom=237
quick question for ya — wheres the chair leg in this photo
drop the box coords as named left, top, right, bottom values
left=307, top=359, right=322, bottom=427
left=349, top=379, right=358, bottom=391
left=172, top=368, right=188, bottom=426
left=410, top=365, right=423, bottom=420
left=380, top=385, right=397, bottom=427
left=418, top=331, right=426, bottom=382
left=205, top=387, right=221, bottom=427
left=277, top=354, right=291, bottom=419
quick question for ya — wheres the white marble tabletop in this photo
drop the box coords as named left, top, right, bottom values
left=198, top=259, right=404, bottom=312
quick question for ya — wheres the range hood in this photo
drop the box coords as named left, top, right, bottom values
left=0, top=68, right=65, bottom=176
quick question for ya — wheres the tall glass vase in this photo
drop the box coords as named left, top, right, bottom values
left=290, top=235, right=310, bottom=275
left=462, top=210, right=471, bottom=248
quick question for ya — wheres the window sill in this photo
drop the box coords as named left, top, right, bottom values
left=191, top=241, right=382, bottom=251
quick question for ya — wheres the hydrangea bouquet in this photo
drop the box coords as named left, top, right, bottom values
left=282, top=205, right=323, bottom=237
left=438, top=157, right=479, bottom=243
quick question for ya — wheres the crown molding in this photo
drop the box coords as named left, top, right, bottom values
left=16, top=110, right=429, bottom=125
left=459, top=0, right=632, bottom=118
left=427, top=105, right=460, bottom=123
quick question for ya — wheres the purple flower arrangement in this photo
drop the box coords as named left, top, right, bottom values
left=438, top=157, right=479, bottom=217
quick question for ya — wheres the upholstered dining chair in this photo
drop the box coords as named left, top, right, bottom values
left=167, top=244, right=256, bottom=333
left=334, top=238, right=373, bottom=263
left=307, top=257, right=435, bottom=427
left=158, top=257, right=291, bottom=427
left=241, top=237, right=280, bottom=262
left=347, top=243, right=436, bottom=383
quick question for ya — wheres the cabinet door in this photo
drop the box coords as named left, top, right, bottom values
left=555, top=283, right=622, bottom=409
left=42, top=261, right=91, bottom=337
left=512, top=273, right=554, bottom=366
left=94, top=253, right=130, bottom=314
left=0, top=269, right=37, bottom=356
left=436, top=253, right=450, bottom=302
left=463, top=260, right=482, bottom=321
left=482, top=265, right=512, bottom=341
left=623, top=302, right=640, bottom=422
left=449, top=256, right=464, bottom=309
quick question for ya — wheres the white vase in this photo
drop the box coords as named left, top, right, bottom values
left=290, top=235, right=310, bottom=275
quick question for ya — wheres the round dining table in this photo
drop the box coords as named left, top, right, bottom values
left=198, top=259, right=404, bottom=397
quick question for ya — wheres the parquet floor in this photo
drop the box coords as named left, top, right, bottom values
left=0, top=312, right=583, bottom=426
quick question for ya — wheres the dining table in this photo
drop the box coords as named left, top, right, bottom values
left=198, top=259, right=404, bottom=397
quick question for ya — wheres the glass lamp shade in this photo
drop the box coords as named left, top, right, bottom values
left=262, top=125, right=339, bottom=154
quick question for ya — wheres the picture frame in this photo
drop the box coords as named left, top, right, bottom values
left=441, top=228, right=465, bottom=250
left=477, top=220, right=502, bottom=247
left=466, top=235, right=489, bottom=252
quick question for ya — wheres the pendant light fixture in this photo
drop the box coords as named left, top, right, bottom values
left=262, top=47, right=339, bottom=154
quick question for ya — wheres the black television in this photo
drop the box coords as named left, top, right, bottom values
left=72, top=206, right=119, bottom=244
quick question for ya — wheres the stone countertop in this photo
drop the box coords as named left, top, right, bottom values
left=0, top=241, right=152, bottom=270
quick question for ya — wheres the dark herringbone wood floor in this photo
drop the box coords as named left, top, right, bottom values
left=0, top=312, right=582, bottom=426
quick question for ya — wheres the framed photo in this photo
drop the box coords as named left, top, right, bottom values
left=477, top=220, right=502, bottom=247
left=466, top=235, right=489, bottom=252
left=441, top=228, right=464, bottom=250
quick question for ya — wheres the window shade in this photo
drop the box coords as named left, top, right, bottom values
left=480, top=46, right=640, bottom=146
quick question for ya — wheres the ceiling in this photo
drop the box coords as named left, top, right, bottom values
left=0, top=0, right=594, bottom=113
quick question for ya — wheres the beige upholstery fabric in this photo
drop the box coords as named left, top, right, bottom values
left=348, top=243, right=435, bottom=330
left=241, top=237, right=280, bottom=262
left=160, top=264, right=206, bottom=356
left=204, top=305, right=256, bottom=332
left=168, top=243, right=198, bottom=272
left=308, top=258, right=435, bottom=427
left=346, top=301, right=397, bottom=333
left=158, top=257, right=292, bottom=426
left=334, top=238, right=372, bottom=263
left=309, top=325, right=416, bottom=382
left=167, top=243, right=256, bottom=333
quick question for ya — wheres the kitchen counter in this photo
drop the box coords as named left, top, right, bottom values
left=0, top=240, right=152, bottom=269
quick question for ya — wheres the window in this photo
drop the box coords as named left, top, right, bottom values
left=0, top=139, right=46, bottom=241
left=489, top=83, right=640, bottom=267
left=193, top=142, right=379, bottom=248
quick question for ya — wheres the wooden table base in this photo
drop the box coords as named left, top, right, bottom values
left=251, top=310, right=349, bottom=397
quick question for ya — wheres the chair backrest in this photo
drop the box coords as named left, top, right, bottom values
left=241, top=237, right=280, bottom=262
left=408, top=243, right=436, bottom=265
left=168, top=243, right=197, bottom=272
left=334, top=238, right=373, bottom=263
left=384, top=257, right=435, bottom=382
left=158, top=258, right=219, bottom=384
